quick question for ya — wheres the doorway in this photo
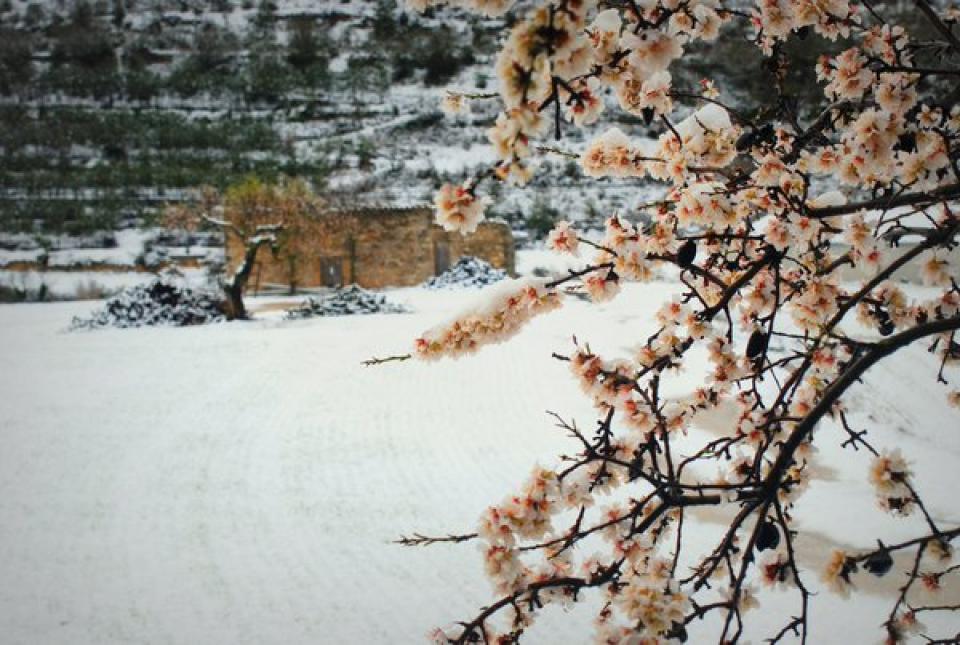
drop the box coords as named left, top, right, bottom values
left=319, top=257, right=344, bottom=287
left=434, top=240, right=450, bottom=275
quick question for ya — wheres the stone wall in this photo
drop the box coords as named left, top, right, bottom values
left=351, top=209, right=436, bottom=289
left=226, top=207, right=515, bottom=291
left=437, top=219, right=515, bottom=278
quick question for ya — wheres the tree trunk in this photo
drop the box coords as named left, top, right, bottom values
left=223, top=238, right=269, bottom=320
left=224, top=281, right=247, bottom=320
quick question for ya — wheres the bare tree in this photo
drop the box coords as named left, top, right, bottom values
left=166, top=179, right=326, bottom=320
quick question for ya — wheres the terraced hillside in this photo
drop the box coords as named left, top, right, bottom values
left=0, top=0, right=504, bottom=234
left=2, top=0, right=937, bottom=242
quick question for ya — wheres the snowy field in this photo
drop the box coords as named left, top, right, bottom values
left=0, top=261, right=958, bottom=644
left=0, top=269, right=212, bottom=301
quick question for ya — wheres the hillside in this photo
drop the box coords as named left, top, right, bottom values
left=1, top=0, right=646, bottom=238
left=0, top=0, right=826, bottom=241
left=0, top=0, right=944, bottom=251
left=0, top=0, right=477, bottom=229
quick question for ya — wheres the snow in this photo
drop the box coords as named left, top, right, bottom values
left=0, top=229, right=224, bottom=272
left=46, top=248, right=139, bottom=268
left=70, top=279, right=225, bottom=329
left=0, top=230, right=152, bottom=268
left=515, top=247, right=587, bottom=277
left=0, top=249, right=43, bottom=266
left=0, top=256, right=957, bottom=643
left=422, top=256, right=507, bottom=289
left=406, top=144, right=498, bottom=174
left=284, top=285, right=409, bottom=318
left=0, top=269, right=208, bottom=300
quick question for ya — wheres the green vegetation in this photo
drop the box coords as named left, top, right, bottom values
left=0, top=106, right=328, bottom=233
left=526, top=196, right=560, bottom=241
left=0, top=0, right=496, bottom=233
left=1, top=108, right=280, bottom=152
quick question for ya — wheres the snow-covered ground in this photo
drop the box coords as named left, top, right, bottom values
left=0, top=259, right=957, bottom=644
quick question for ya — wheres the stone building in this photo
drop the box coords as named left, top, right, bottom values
left=226, top=205, right=515, bottom=291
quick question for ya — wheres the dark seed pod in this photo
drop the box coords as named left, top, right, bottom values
left=878, top=318, right=895, bottom=337
left=676, top=240, right=697, bottom=267
left=755, top=520, right=780, bottom=552
left=896, top=131, right=917, bottom=154
left=746, top=330, right=769, bottom=359
left=757, top=123, right=776, bottom=146
left=736, top=129, right=757, bottom=152
left=864, top=549, right=893, bottom=577
left=778, top=563, right=791, bottom=582
left=642, top=107, right=656, bottom=127
left=669, top=623, right=688, bottom=643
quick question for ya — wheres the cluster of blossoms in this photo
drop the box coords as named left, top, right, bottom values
left=754, top=0, right=858, bottom=49
left=433, top=182, right=488, bottom=235
left=757, top=550, right=795, bottom=590
left=440, top=92, right=470, bottom=116
left=869, top=449, right=916, bottom=515
left=603, top=575, right=689, bottom=641
left=820, top=549, right=856, bottom=597
left=478, top=467, right=562, bottom=548
left=562, top=77, right=605, bottom=126
left=580, top=127, right=651, bottom=179
left=579, top=104, right=739, bottom=186
left=413, top=278, right=561, bottom=360
left=545, top=220, right=579, bottom=255
left=476, top=467, right=562, bottom=594
left=886, top=610, right=926, bottom=645
left=806, top=26, right=960, bottom=190
left=401, top=0, right=960, bottom=642
left=487, top=104, right=548, bottom=185
left=425, top=0, right=960, bottom=244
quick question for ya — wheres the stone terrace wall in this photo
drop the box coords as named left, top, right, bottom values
left=226, top=207, right=515, bottom=291
left=351, top=209, right=436, bottom=289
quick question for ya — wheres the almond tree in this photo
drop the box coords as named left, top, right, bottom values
left=166, top=179, right=325, bottom=320
left=372, top=0, right=960, bottom=643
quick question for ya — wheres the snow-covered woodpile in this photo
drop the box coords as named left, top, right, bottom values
left=70, top=279, right=224, bottom=329
left=283, top=285, right=408, bottom=319
left=422, top=256, right=507, bottom=289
